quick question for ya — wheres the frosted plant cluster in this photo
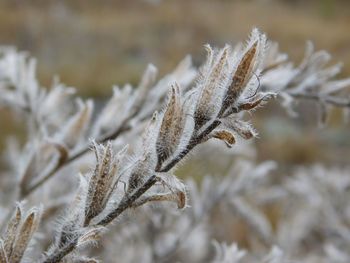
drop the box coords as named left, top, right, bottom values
left=0, top=29, right=349, bottom=262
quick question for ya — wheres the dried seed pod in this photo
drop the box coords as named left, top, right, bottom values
left=9, top=207, right=42, bottom=263
left=198, top=44, right=215, bottom=81
left=155, top=172, right=187, bottom=209
left=176, top=191, right=187, bottom=209
left=127, top=113, right=160, bottom=193
left=77, top=227, right=105, bottom=248
left=58, top=99, right=94, bottom=149
left=221, top=41, right=258, bottom=114
left=132, top=191, right=187, bottom=209
left=221, top=118, right=257, bottom=140
left=3, top=204, right=22, bottom=258
left=127, top=154, right=154, bottom=193
left=85, top=142, right=126, bottom=224
left=130, top=64, right=158, bottom=116
left=92, top=85, right=134, bottom=137
left=236, top=92, right=276, bottom=112
left=86, top=142, right=113, bottom=221
left=194, top=45, right=230, bottom=128
left=156, top=83, right=186, bottom=167
left=211, top=130, right=236, bottom=148
left=141, top=111, right=159, bottom=153
left=221, top=29, right=266, bottom=115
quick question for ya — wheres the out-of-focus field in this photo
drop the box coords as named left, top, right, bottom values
left=0, top=0, right=349, bottom=167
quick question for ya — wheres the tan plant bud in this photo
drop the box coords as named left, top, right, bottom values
left=211, top=130, right=236, bottom=148
left=130, top=64, right=158, bottom=115
left=155, top=172, right=187, bottom=209
left=59, top=99, right=94, bottom=149
left=77, top=227, right=105, bottom=248
left=85, top=142, right=123, bottom=223
left=3, top=205, right=22, bottom=257
left=176, top=191, right=187, bottom=209
left=221, top=118, right=257, bottom=140
left=127, top=154, right=154, bottom=193
left=9, top=207, right=41, bottom=263
left=156, top=83, right=185, bottom=167
left=195, top=45, right=230, bottom=128
left=90, top=143, right=113, bottom=214
left=237, top=92, right=275, bottom=112
left=222, top=41, right=258, bottom=113
left=132, top=191, right=187, bottom=210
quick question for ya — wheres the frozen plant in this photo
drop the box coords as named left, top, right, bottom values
left=0, top=28, right=349, bottom=262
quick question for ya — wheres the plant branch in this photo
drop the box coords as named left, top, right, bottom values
left=20, top=119, right=134, bottom=199
left=287, top=90, right=350, bottom=108
left=160, top=120, right=221, bottom=173
left=43, top=175, right=158, bottom=263
left=42, top=118, right=223, bottom=262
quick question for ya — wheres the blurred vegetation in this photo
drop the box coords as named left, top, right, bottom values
left=0, top=0, right=349, bottom=167
left=0, top=0, right=349, bottom=96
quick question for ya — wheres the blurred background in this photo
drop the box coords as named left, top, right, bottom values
left=0, top=0, right=349, bottom=170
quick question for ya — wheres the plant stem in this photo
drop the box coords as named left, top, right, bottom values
left=42, top=117, right=221, bottom=262
left=160, top=120, right=221, bottom=172
left=288, top=91, right=350, bottom=107
left=42, top=174, right=158, bottom=263
left=20, top=121, right=132, bottom=199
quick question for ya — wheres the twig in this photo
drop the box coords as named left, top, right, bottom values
left=43, top=175, right=158, bottom=263
left=20, top=119, right=133, bottom=199
left=160, top=120, right=221, bottom=172
left=43, top=118, right=223, bottom=262
left=287, top=91, right=350, bottom=108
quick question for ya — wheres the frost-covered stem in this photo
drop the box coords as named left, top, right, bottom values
left=21, top=165, right=61, bottom=199
left=42, top=241, right=77, bottom=263
left=97, top=175, right=158, bottom=226
left=287, top=90, right=350, bottom=108
left=43, top=175, right=158, bottom=263
left=42, top=118, right=221, bottom=262
left=20, top=119, right=133, bottom=199
left=160, top=120, right=221, bottom=173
